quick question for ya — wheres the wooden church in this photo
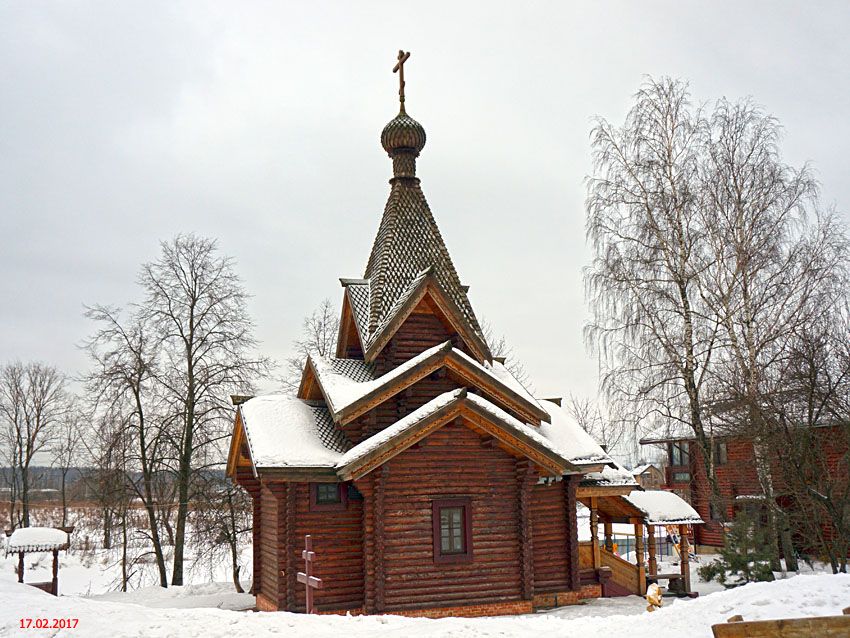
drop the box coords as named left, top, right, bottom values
left=226, top=52, right=701, bottom=617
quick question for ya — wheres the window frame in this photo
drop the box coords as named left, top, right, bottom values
left=309, top=482, right=348, bottom=512
left=716, top=440, right=728, bottom=466
left=432, top=497, right=473, bottom=563
left=670, top=441, right=690, bottom=467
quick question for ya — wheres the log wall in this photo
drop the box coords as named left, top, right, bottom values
left=355, top=420, right=528, bottom=611
left=259, top=484, right=281, bottom=603
left=289, top=482, right=364, bottom=612
left=531, top=481, right=571, bottom=592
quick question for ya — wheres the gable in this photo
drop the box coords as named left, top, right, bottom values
left=336, top=288, right=363, bottom=358
left=336, top=389, right=575, bottom=481
left=303, top=341, right=548, bottom=428
left=225, top=412, right=254, bottom=478
left=365, top=277, right=490, bottom=365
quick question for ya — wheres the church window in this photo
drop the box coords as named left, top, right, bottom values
left=310, top=483, right=347, bottom=511
left=432, top=498, right=472, bottom=563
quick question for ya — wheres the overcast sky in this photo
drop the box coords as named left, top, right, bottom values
left=2, top=1, right=849, bottom=401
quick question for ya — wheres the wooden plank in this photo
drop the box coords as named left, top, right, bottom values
left=711, top=615, right=850, bottom=637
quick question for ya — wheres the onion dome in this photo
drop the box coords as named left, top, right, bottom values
left=381, top=110, right=427, bottom=157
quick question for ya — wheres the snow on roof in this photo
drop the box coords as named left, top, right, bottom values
left=337, top=389, right=464, bottom=468
left=239, top=396, right=349, bottom=468
left=536, top=400, right=613, bottom=466
left=623, top=491, right=704, bottom=525
left=465, top=394, right=574, bottom=465
left=311, top=342, right=450, bottom=416
left=583, top=459, right=639, bottom=487
left=7, top=527, right=69, bottom=552
left=338, top=390, right=575, bottom=473
left=451, top=348, right=543, bottom=413
left=487, top=360, right=540, bottom=410
left=632, top=463, right=659, bottom=476
left=311, top=342, right=544, bottom=422
left=639, top=422, right=696, bottom=444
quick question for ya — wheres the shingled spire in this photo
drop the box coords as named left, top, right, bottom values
left=363, top=51, right=488, bottom=357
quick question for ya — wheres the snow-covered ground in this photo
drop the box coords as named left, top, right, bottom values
left=2, top=567, right=848, bottom=637
left=4, top=507, right=847, bottom=636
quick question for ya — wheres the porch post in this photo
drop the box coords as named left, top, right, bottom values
left=603, top=519, right=613, bottom=552
left=18, top=552, right=24, bottom=583
left=679, top=524, right=691, bottom=594
left=647, top=525, right=657, bottom=577
left=589, top=496, right=601, bottom=570
left=51, top=548, right=59, bottom=596
left=633, top=519, right=646, bottom=595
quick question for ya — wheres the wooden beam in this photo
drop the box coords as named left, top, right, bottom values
left=375, top=466, right=387, bottom=613
left=564, top=476, right=580, bottom=591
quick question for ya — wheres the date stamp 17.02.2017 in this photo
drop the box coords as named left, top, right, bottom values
left=19, top=618, right=79, bottom=630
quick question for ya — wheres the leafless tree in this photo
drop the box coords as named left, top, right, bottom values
left=190, top=471, right=252, bottom=592
left=139, top=234, right=270, bottom=586
left=564, top=393, right=626, bottom=456
left=481, top=319, right=533, bottom=391
left=588, top=77, right=850, bottom=569
left=699, top=98, right=847, bottom=570
left=585, top=77, right=720, bottom=500
left=51, top=400, right=83, bottom=527
left=281, top=298, right=340, bottom=394
left=761, top=301, right=850, bottom=572
left=0, top=362, right=68, bottom=527
left=83, top=306, right=171, bottom=587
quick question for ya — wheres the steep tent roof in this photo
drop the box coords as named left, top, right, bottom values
left=363, top=184, right=487, bottom=354
left=335, top=99, right=491, bottom=364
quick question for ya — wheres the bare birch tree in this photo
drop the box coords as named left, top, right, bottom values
left=139, top=234, right=270, bottom=586
left=699, top=98, right=847, bottom=570
left=585, top=77, right=720, bottom=500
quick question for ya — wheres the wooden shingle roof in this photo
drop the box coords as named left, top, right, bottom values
left=361, top=126, right=489, bottom=360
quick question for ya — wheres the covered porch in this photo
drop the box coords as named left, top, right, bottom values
left=578, top=489, right=703, bottom=597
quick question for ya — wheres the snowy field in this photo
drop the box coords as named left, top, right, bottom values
left=2, top=562, right=849, bottom=637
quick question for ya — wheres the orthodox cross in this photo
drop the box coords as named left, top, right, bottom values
left=393, top=50, right=411, bottom=110
left=296, top=535, right=323, bottom=614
